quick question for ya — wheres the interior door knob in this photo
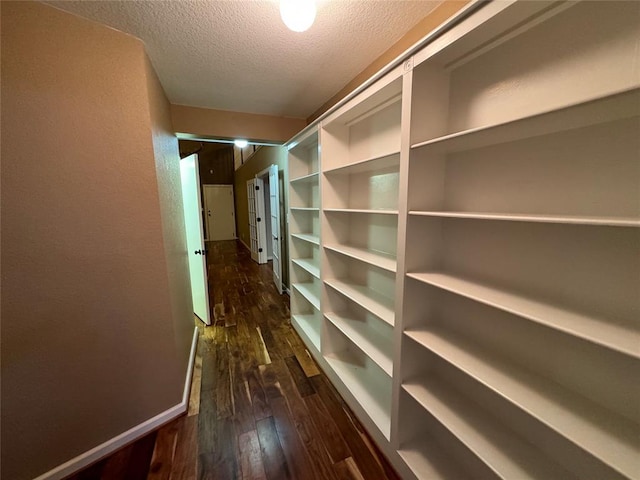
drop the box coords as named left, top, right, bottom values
left=194, top=249, right=207, bottom=255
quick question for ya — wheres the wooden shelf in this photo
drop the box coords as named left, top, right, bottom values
left=325, top=312, right=393, bottom=376
left=324, top=208, right=399, bottom=215
left=290, top=233, right=320, bottom=245
left=398, top=439, right=469, bottom=480
left=409, top=211, right=640, bottom=228
left=325, top=351, right=391, bottom=439
left=406, top=272, right=639, bottom=359
left=324, top=244, right=396, bottom=273
left=403, top=378, right=573, bottom=479
left=404, top=328, right=639, bottom=479
left=292, top=282, right=320, bottom=311
left=324, top=151, right=400, bottom=175
left=291, top=258, right=320, bottom=279
left=290, top=207, right=320, bottom=212
left=324, top=279, right=394, bottom=326
left=290, top=172, right=319, bottom=184
left=291, top=314, right=321, bottom=351
left=411, top=88, right=639, bottom=154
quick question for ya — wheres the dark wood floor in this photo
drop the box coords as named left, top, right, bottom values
left=67, top=240, right=400, bottom=480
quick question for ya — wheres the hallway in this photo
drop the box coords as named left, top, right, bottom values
left=68, top=240, right=399, bottom=479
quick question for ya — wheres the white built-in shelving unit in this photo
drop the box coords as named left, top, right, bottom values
left=287, top=1, right=640, bottom=478
left=288, top=129, right=322, bottom=352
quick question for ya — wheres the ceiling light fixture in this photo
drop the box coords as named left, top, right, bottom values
left=280, top=0, right=316, bottom=33
left=234, top=139, right=248, bottom=149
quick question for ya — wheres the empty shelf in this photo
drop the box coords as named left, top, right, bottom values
left=409, top=211, right=640, bottom=228
left=324, top=279, right=395, bottom=326
left=291, top=233, right=320, bottom=245
left=291, top=258, right=320, bottom=278
left=290, top=171, right=319, bottom=183
left=411, top=88, right=640, bottom=154
left=403, top=378, right=575, bottom=479
left=292, top=314, right=321, bottom=351
left=324, top=244, right=397, bottom=273
left=324, top=151, right=400, bottom=175
left=404, top=328, right=639, bottom=479
left=406, top=272, right=639, bottom=359
left=325, top=312, right=393, bottom=376
left=324, top=208, right=399, bottom=215
left=292, top=282, right=320, bottom=311
left=325, top=352, right=391, bottom=439
left=399, top=439, right=470, bottom=480
left=291, top=207, right=320, bottom=212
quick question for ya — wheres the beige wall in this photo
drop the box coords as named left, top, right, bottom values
left=1, top=3, right=192, bottom=479
left=171, top=104, right=306, bottom=144
left=234, top=146, right=290, bottom=288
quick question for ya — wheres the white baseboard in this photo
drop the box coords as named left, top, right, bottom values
left=34, top=326, right=200, bottom=480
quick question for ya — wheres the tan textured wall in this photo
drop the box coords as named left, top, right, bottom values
left=1, top=3, right=191, bottom=479
left=144, top=56, right=194, bottom=377
left=307, top=0, right=472, bottom=122
left=171, top=104, right=306, bottom=144
left=234, top=146, right=290, bottom=288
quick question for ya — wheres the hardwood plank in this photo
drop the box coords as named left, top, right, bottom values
left=283, top=328, right=320, bottom=377
left=148, top=417, right=180, bottom=479
left=304, top=393, right=351, bottom=464
left=228, top=326, right=257, bottom=434
left=246, top=364, right=272, bottom=421
left=270, top=360, right=337, bottom=480
left=215, top=338, right=233, bottom=419
left=268, top=396, right=315, bottom=480
left=284, top=356, right=316, bottom=397
left=258, top=363, right=283, bottom=401
left=170, top=414, right=198, bottom=480
left=309, top=375, right=389, bottom=480
left=333, top=457, right=366, bottom=480
left=238, top=430, right=268, bottom=480
left=256, top=416, right=291, bottom=480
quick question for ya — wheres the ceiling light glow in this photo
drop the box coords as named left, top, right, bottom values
left=234, top=139, right=248, bottom=149
left=280, top=0, right=316, bottom=33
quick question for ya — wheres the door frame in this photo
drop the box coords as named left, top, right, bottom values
left=256, top=165, right=283, bottom=294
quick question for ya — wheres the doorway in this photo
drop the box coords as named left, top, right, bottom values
left=203, top=184, right=236, bottom=241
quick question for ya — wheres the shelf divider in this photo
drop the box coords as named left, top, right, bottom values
left=292, top=282, right=320, bottom=311
left=291, top=233, right=320, bottom=245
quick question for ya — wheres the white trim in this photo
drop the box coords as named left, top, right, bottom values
left=34, top=326, right=199, bottom=480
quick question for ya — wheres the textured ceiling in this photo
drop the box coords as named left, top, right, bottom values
left=47, top=0, right=442, bottom=118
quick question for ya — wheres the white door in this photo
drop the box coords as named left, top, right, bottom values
left=180, top=154, right=211, bottom=325
left=269, top=165, right=283, bottom=294
left=247, top=178, right=268, bottom=264
left=204, top=185, right=236, bottom=241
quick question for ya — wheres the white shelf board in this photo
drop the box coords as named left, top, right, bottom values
left=409, top=211, right=640, bottom=228
left=324, top=279, right=395, bottom=326
left=324, top=244, right=397, bottom=273
left=325, top=352, right=391, bottom=439
left=324, top=151, right=400, bottom=175
left=398, top=439, right=469, bottom=480
left=411, top=88, right=640, bottom=154
left=291, top=258, right=320, bottom=279
left=291, top=233, right=320, bottom=245
left=292, top=282, right=320, bottom=311
left=291, top=207, right=320, bottom=212
left=290, top=171, right=319, bottom=184
left=292, top=314, right=321, bottom=352
left=406, top=272, right=639, bottom=359
left=325, top=312, right=393, bottom=376
left=324, top=208, right=399, bottom=215
left=403, top=379, right=573, bottom=479
left=404, top=328, right=639, bottom=479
